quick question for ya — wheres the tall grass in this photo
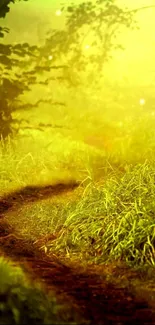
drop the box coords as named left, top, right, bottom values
left=44, top=162, right=155, bottom=266
left=0, top=133, right=107, bottom=193
left=1, top=114, right=155, bottom=267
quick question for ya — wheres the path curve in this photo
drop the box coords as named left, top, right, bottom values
left=0, top=183, right=155, bottom=324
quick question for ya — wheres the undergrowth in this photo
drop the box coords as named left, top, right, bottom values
left=1, top=115, right=155, bottom=267
left=43, top=162, right=155, bottom=266
left=8, top=161, right=155, bottom=267
left=0, top=256, right=83, bottom=324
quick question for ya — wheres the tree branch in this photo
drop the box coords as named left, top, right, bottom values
left=125, top=5, right=155, bottom=14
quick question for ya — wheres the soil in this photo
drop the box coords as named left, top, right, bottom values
left=0, top=182, right=155, bottom=324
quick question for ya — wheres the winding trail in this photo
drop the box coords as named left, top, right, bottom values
left=0, top=182, right=155, bottom=324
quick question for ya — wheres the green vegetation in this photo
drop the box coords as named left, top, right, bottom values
left=1, top=114, right=155, bottom=268
left=0, top=256, right=82, bottom=324
left=0, top=0, right=138, bottom=139
left=1, top=0, right=155, bottom=322
left=47, top=162, right=155, bottom=266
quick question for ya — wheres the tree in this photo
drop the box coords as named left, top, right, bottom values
left=1, top=0, right=154, bottom=139
left=0, top=0, right=67, bottom=139
left=42, top=0, right=138, bottom=88
left=0, top=0, right=36, bottom=138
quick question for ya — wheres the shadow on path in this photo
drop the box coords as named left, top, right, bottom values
left=0, top=181, right=80, bottom=213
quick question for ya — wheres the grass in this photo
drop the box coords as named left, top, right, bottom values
left=1, top=114, right=155, bottom=268
left=0, top=256, right=83, bottom=324
left=0, top=132, right=109, bottom=193
left=1, top=112, right=155, bottom=323
left=9, top=161, right=155, bottom=266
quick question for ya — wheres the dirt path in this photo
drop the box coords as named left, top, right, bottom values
left=0, top=183, right=155, bottom=324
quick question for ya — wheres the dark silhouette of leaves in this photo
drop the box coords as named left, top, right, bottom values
left=1, top=0, right=152, bottom=139
left=0, top=0, right=28, bottom=19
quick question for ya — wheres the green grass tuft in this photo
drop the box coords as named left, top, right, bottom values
left=0, top=256, right=84, bottom=324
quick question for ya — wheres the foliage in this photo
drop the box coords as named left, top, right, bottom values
left=0, top=0, right=67, bottom=139
left=43, top=0, right=138, bottom=88
left=0, top=1, right=28, bottom=33
left=0, top=0, right=139, bottom=138
left=0, top=1, right=38, bottom=138
left=0, top=256, right=82, bottom=324
left=44, top=162, right=155, bottom=267
left=1, top=114, right=155, bottom=269
left=0, top=42, right=40, bottom=138
left=1, top=0, right=155, bottom=139
left=0, top=115, right=155, bottom=267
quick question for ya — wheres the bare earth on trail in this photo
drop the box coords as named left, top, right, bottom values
left=0, top=182, right=155, bottom=324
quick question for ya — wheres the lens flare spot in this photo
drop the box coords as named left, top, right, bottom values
left=139, top=98, right=145, bottom=106
left=55, top=9, right=62, bottom=16
left=85, top=44, right=90, bottom=50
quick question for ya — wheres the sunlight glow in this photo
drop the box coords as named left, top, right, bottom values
left=84, top=44, right=90, bottom=50
left=139, top=98, right=146, bottom=106
left=48, top=55, right=53, bottom=60
left=55, top=9, right=62, bottom=16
